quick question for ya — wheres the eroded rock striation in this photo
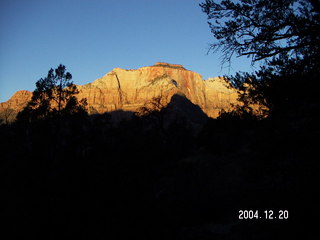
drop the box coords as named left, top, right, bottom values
left=0, top=63, right=240, bottom=120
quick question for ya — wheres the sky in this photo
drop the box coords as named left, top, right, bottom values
left=0, top=0, right=254, bottom=102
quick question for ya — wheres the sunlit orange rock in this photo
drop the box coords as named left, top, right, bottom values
left=0, top=90, right=32, bottom=122
left=77, top=63, right=239, bottom=118
left=0, top=63, right=240, bottom=120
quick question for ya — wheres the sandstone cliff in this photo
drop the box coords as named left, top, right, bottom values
left=77, top=62, right=239, bottom=118
left=0, top=63, right=240, bottom=121
left=0, top=90, right=32, bottom=123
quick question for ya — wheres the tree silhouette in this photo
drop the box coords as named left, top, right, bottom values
left=136, top=94, right=169, bottom=131
left=200, top=0, right=320, bottom=63
left=17, top=64, right=87, bottom=122
left=137, top=95, right=168, bottom=117
left=0, top=106, right=16, bottom=124
left=200, top=0, right=320, bottom=118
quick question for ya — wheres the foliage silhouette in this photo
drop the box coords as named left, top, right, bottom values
left=201, top=0, right=320, bottom=120
left=200, top=0, right=320, bottom=63
left=219, top=56, right=320, bottom=119
left=0, top=106, right=15, bottom=124
left=198, top=1, right=319, bottom=238
left=16, top=64, right=87, bottom=123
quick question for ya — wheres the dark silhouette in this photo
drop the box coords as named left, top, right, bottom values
left=16, top=64, right=87, bottom=122
left=1, top=81, right=318, bottom=239
left=199, top=0, right=319, bottom=239
left=200, top=0, right=320, bottom=63
left=0, top=106, right=15, bottom=124
left=200, top=0, right=320, bottom=119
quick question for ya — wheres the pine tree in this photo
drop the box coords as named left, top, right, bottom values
left=17, top=64, right=87, bottom=122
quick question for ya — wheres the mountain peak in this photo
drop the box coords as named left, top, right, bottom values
left=153, top=62, right=186, bottom=70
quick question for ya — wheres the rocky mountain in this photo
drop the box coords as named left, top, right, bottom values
left=0, top=90, right=32, bottom=123
left=0, top=62, right=240, bottom=122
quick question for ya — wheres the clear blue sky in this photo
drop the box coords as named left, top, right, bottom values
left=0, top=0, right=254, bottom=102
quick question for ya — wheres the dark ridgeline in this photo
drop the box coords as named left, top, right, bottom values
left=1, top=0, right=320, bottom=239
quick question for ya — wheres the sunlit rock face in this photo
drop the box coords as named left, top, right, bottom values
left=0, top=90, right=32, bottom=122
left=1, top=90, right=32, bottom=109
left=0, top=63, right=240, bottom=119
left=77, top=63, right=239, bottom=118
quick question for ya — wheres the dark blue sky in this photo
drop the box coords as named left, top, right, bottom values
left=0, top=0, right=253, bottom=102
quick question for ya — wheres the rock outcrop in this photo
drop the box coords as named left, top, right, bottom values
left=0, top=90, right=32, bottom=123
left=0, top=63, right=240, bottom=121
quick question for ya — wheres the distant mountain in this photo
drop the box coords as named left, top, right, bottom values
left=0, top=62, right=239, bottom=122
